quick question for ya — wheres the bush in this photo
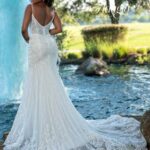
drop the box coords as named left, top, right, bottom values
left=137, top=48, right=147, bottom=55
left=56, top=30, right=67, bottom=50
left=102, top=51, right=110, bottom=60
left=98, top=42, right=114, bottom=59
left=67, top=53, right=78, bottom=59
left=82, top=49, right=101, bottom=59
left=82, top=24, right=128, bottom=44
left=81, top=41, right=101, bottom=59
left=147, top=48, right=150, bottom=54
left=81, top=25, right=128, bottom=60
left=92, top=49, right=101, bottom=58
left=81, top=51, right=90, bottom=58
left=112, top=46, right=128, bottom=59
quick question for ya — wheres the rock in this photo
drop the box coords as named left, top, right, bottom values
left=0, top=140, right=3, bottom=150
left=3, top=132, right=9, bottom=141
left=126, top=53, right=139, bottom=64
left=0, top=132, right=9, bottom=150
left=60, top=58, right=85, bottom=65
left=76, top=57, right=110, bottom=76
left=108, top=57, right=127, bottom=64
left=140, top=110, right=150, bottom=149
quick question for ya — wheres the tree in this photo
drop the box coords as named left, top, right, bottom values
left=105, top=0, right=150, bottom=24
left=106, top=0, right=121, bottom=24
left=54, top=0, right=150, bottom=24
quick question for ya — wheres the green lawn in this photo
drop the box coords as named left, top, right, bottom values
left=126, top=23, right=150, bottom=48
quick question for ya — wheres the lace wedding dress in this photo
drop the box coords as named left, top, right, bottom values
left=3, top=8, right=147, bottom=150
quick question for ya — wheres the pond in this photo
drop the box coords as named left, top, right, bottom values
left=0, top=64, right=150, bottom=139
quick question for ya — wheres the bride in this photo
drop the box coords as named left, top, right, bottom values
left=3, top=0, right=148, bottom=149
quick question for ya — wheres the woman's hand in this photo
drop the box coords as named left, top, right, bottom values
left=27, top=38, right=30, bottom=43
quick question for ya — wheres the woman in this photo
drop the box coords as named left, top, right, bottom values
left=3, top=0, right=147, bottom=149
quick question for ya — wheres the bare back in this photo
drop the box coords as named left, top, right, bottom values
left=31, top=2, right=54, bottom=26
left=21, top=1, right=62, bottom=42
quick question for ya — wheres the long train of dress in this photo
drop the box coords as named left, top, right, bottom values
left=3, top=7, right=147, bottom=150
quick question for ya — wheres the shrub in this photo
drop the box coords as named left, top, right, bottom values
left=146, top=55, right=150, bottom=64
left=81, top=40, right=101, bottom=59
left=92, top=49, right=101, bottom=58
left=102, top=51, right=110, bottom=60
left=112, top=46, right=128, bottom=59
left=136, top=55, right=145, bottom=65
left=97, top=42, right=114, bottom=59
left=137, top=48, right=147, bottom=55
left=81, top=25, right=128, bottom=60
left=56, top=30, right=67, bottom=50
left=82, top=24, right=128, bottom=44
left=67, top=53, right=78, bottom=59
left=82, top=51, right=91, bottom=58
left=147, top=48, right=150, bottom=54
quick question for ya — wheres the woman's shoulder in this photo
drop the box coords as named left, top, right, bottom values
left=26, top=3, right=32, bottom=8
left=24, top=3, right=32, bottom=13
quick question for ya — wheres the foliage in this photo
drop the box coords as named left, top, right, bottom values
left=54, top=0, right=150, bottom=24
left=81, top=40, right=150, bottom=65
left=60, top=23, right=150, bottom=64
left=112, top=46, right=128, bottom=59
left=62, top=23, right=150, bottom=51
left=56, top=30, right=67, bottom=50
left=67, top=53, right=79, bottom=59
left=63, top=26, right=85, bottom=50
left=82, top=24, right=128, bottom=44
left=82, top=41, right=101, bottom=58
left=136, top=48, right=147, bottom=55
left=81, top=41, right=130, bottom=60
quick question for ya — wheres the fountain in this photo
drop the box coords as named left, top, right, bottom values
left=0, top=0, right=29, bottom=103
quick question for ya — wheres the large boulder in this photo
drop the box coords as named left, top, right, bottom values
left=76, top=57, right=110, bottom=76
left=140, top=110, right=150, bottom=149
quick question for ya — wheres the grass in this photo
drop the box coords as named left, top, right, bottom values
left=126, top=23, right=150, bottom=48
left=62, top=23, right=150, bottom=58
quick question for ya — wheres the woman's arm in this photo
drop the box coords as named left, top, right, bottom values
left=49, top=10, right=62, bottom=35
left=21, top=4, right=32, bottom=43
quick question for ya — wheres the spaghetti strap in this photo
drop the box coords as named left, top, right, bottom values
left=30, top=3, right=34, bottom=17
left=51, top=8, right=55, bottom=22
left=31, top=3, right=33, bottom=12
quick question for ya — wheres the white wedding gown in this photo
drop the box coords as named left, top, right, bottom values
left=3, top=9, right=147, bottom=150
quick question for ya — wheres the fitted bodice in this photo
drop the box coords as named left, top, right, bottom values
left=28, top=10, right=58, bottom=69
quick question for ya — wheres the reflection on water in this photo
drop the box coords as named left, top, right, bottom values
left=0, top=64, right=150, bottom=139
